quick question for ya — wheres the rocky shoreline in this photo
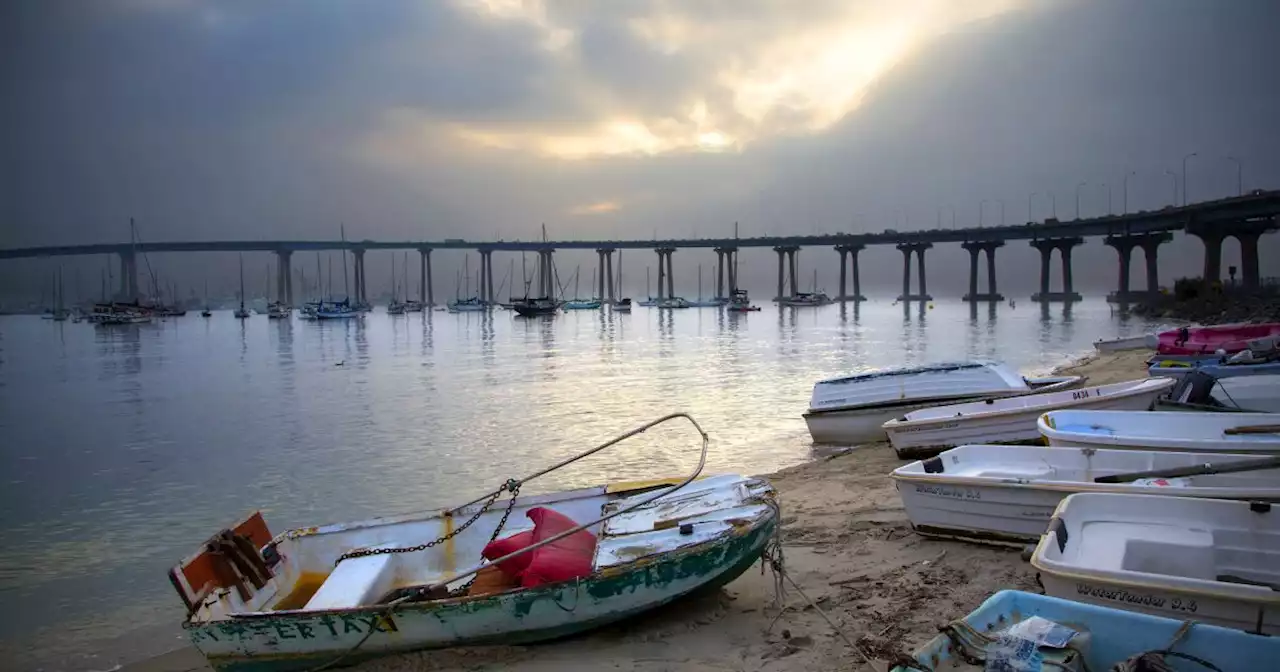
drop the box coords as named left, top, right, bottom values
left=1131, top=283, right=1279, bottom=325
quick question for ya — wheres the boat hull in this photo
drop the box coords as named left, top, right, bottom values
left=891, top=590, right=1279, bottom=672
left=190, top=518, right=774, bottom=671
left=884, top=378, right=1173, bottom=459
left=1033, top=493, right=1280, bottom=634
left=1040, top=410, right=1280, bottom=454
left=893, top=444, right=1280, bottom=544
left=1095, top=334, right=1155, bottom=352
left=804, top=397, right=987, bottom=444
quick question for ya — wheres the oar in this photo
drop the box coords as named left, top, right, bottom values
left=1225, top=424, right=1280, bottom=435
left=1094, top=456, right=1280, bottom=484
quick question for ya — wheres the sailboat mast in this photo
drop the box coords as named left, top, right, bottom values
left=340, top=224, right=350, bottom=301
left=238, top=253, right=246, bottom=310
left=391, top=253, right=396, bottom=303
left=698, top=264, right=703, bottom=301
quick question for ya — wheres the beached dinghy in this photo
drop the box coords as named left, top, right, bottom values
left=1040, top=410, right=1280, bottom=454
left=1094, top=333, right=1157, bottom=353
left=1156, top=370, right=1280, bottom=413
left=890, top=590, right=1278, bottom=672
left=883, top=377, right=1173, bottom=459
left=804, top=361, right=1082, bottom=444
left=1157, top=322, right=1280, bottom=356
left=168, top=414, right=778, bottom=672
left=1032, top=492, right=1280, bottom=634
left=893, top=443, right=1280, bottom=544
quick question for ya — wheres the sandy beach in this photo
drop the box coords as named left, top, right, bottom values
left=128, top=349, right=1154, bottom=672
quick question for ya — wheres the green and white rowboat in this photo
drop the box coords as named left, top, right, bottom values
left=169, top=414, right=778, bottom=672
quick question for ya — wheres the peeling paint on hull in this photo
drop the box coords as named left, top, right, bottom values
left=194, top=517, right=775, bottom=672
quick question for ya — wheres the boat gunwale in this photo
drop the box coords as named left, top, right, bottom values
left=1038, top=410, right=1280, bottom=451
left=890, top=467, right=1280, bottom=498
left=807, top=375, right=1086, bottom=418
left=1030, top=497, right=1280, bottom=607
left=882, top=377, right=1173, bottom=430
left=185, top=504, right=777, bottom=626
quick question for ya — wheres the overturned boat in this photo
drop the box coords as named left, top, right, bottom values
left=168, top=414, right=777, bottom=671
left=893, top=443, right=1280, bottom=544
left=1032, top=492, right=1280, bottom=634
left=804, top=362, right=1081, bottom=445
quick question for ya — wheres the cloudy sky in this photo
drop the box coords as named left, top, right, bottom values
left=2, top=0, right=1278, bottom=298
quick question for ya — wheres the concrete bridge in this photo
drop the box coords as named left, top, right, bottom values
left=4, top=190, right=1277, bottom=306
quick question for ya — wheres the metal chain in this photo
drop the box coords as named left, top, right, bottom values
left=449, top=479, right=522, bottom=596
left=335, top=479, right=520, bottom=565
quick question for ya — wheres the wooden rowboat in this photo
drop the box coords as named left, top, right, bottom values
left=169, top=414, right=778, bottom=671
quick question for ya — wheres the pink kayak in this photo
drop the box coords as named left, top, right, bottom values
left=1156, top=322, right=1280, bottom=355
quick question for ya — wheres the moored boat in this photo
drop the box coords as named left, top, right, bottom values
left=890, top=590, right=1277, bottom=672
left=1157, top=322, right=1280, bottom=356
left=656, top=297, right=690, bottom=309
left=883, top=377, right=1169, bottom=458
left=893, top=443, right=1280, bottom=544
left=726, top=289, right=759, bottom=312
left=168, top=415, right=778, bottom=671
left=1032, top=492, right=1280, bottom=634
left=804, top=362, right=1080, bottom=445
left=562, top=299, right=602, bottom=310
left=447, top=297, right=487, bottom=312
left=267, top=302, right=292, bottom=319
left=511, top=296, right=558, bottom=317
left=612, top=298, right=632, bottom=312
left=1039, top=410, right=1280, bottom=454
left=778, top=291, right=832, bottom=307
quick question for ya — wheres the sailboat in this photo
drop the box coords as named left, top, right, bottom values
left=43, top=269, right=71, bottom=320
left=234, top=255, right=252, bottom=319
left=613, top=250, right=631, bottom=312
left=387, top=253, right=407, bottom=314
left=780, top=268, right=832, bottom=307
left=637, top=267, right=658, bottom=307
left=687, top=264, right=721, bottom=307
left=564, top=265, right=601, bottom=310
left=448, top=255, right=486, bottom=312
left=403, top=253, right=424, bottom=312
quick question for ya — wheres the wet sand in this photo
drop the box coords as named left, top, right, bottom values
left=127, top=349, right=1154, bottom=672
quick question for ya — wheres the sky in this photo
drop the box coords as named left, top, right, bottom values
left=2, top=0, right=1279, bottom=302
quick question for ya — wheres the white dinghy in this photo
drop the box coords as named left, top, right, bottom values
left=883, top=377, right=1174, bottom=459
left=1032, top=492, right=1280, bottom=634
left=804, top=361, right=1082, bottom=444
left=1040, top=410, right=1280, bottom=454
left=1094, top=333, right=1158, bottom=353
left=893, top=443, right=1280, bottom=544
left=168, top=414, right=778, bottom=672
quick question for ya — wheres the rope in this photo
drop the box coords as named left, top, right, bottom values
left=1111, top=621, right=1223, bottom=672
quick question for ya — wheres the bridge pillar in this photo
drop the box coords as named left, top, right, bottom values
left=786, top=247, right=799, bottom=297
left=276, top=250, right=293, bottom=305
left=1237, top=232, right=1260, bottom=290
left=1105, top=233, right=1170, bottom=303
left=1194, top=231, right=1225, bottom=285
left=664, top=248, right=676, bottom=299
left=961, top=241, right=1004, bottom=302
left=834, top=244, right=866, bottom=302
left=419, top=248, right=433, bottom=305
left=605, top=249, right=615, bottom=302
left=837, top=247, right=848, bottom=301
left=352, top=249, right=365, bottom=304
left=1030, top=238, right=1083, bottom=302
left=118, top=251, right=139, bottom=302
left=896, top=242, right=932, bottom=302
left=654, top=248, right=666, bottom=300
left=724, top=249, right=736, bottom=293
left=714, top=248, right=727, bottom=299
left=773, top=247, right=786, bottom=300
left=481, top=250, right=495, bottom=304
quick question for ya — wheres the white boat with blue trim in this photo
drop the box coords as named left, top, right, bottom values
left=883, top=377, right=1174, bottom=458
left=1033, top=492, right=1280, bottom=634
left=1040, top=410, right=1280, bottom=454
left=804, top=362, right=1082, bottom=444
left=169, top=415, right=777, bottom=671
left=893, top=443, right=1280, bottom=544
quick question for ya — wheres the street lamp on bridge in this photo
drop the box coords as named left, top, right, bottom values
left=1182, top=152, right=1198, bottom=205
left=1123, top=171, right=1136, bottom=214
left=1075, top=182, right=1087, bottom=219
left=1225, top=156, right=1243, bottom=196
left=1164, top=170, right=1178, bottom=206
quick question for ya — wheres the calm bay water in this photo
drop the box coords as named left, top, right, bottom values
left=0, top=300, right=1162, bottom=670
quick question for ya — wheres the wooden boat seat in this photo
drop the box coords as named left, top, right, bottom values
left=305, top=551, right=401, bottom=610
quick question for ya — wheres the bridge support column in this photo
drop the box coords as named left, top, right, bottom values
left=714, top=248, right=727, bottom=299
left=962, top=241, right=1004, bottom=302
left=1195, top=231, right=1225, bottom=285
left=834, top=244, right=866, bottom=301
left=664, top=248, right=676, bottom=299
left=773, top=247, right=785, bottom=300
left=726, top=248, right=738, bottom=293
left=118, top=251, right=139, bottom=302
left=655, top=248, right=666, bottom=300
left=786, top=247, right=799, bottom=297
left=605, top=249, right=615, bottom=302
left=1238, top=232, right=1260, bottom=290
left=896, top=242, right=932, bottom=302
left=351, top=249, right=365, bottom=304
left=419, top=248, right=432, bottom=305
left=480, top=250, right=495, bottom=304
left=1105, top=233, right=1169, bottom=303
left=1030, top=238, right=1083, bottom=302
left=276, top=250, right=293, bottom=305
